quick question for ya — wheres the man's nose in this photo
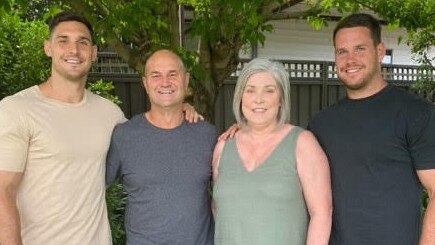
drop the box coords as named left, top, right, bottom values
left=67, top=42, right=79, bottom=54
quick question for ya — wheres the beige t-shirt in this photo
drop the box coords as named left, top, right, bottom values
left=0, top=85, right=125, bottom=245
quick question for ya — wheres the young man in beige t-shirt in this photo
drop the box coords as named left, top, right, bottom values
left=0, top=12, right=125, bottom=245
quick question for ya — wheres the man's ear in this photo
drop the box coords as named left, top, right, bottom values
left=43, top=40, right=52, bottom=57
left=142, top=76, right=149, bottom=94
left=184, top=72, right=190, bottom=88
left=92, top=45, right=97, bottom=62
left=377, top=42, right=386, bottom=63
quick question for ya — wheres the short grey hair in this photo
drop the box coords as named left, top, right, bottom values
left=233, top=58, right=291, bottom=128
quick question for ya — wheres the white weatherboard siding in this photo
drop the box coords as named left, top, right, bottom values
left=256, top=19, right=423, bottom=65
left=258, top=19, right=335, bottom=62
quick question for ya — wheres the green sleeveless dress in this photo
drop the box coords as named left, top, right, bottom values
left=213, top=126, right=308, bottom=245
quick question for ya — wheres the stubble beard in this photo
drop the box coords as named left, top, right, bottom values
left=54, top=63, right=90, bottom=83
left=340, top=65, right=378, bottom=92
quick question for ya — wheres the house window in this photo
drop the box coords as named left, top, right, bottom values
left=382, top=49, right=393, bottom=64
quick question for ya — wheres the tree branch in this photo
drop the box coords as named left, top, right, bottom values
left=67, top=0, right=144, bottom=74
left=268, top=9, right=322, bottom=20
left=260, top=0, right=323, bottom=21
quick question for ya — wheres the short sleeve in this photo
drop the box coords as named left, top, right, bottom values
left=0, top=99, right=30, bottom=172
left=105, top=125, right=122, bottom=186
left=408, top=106, right=435, bottom=170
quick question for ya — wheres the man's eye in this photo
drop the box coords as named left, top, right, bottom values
left=79, top=41, right=90, bottom=46
left=356, top=47, right=365, bottom=52
left=336, top=50, right=346, bottom=55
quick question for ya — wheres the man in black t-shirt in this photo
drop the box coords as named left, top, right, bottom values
left=308, top=13, right=435, bottom=245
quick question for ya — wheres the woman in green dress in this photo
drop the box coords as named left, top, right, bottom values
left=212, top=58, right=332, bottom=245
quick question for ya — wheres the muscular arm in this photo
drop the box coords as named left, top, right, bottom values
left=417, top=169, right=435, bottom=245
left=0, top=170, right=23, bottom=245
left=296, top=130, right=332, bottom=245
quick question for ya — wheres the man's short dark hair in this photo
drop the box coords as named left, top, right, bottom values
left=333, top=13, right=382, bottom=46
left=47, top=11, right=94, bottom=41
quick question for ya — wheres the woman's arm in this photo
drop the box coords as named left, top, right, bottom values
left=296, top=130, right=332, bottom=245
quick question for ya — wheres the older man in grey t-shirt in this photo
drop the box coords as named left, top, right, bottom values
left=106, top=49, right=215, bottom=245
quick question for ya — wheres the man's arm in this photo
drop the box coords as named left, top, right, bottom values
left=0, top=170, right=23, bottom=245
left=417, top=169, right=435, bottom=245
left=105, top=129, right=122, bottom=187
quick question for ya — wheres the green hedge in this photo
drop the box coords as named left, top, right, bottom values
left=0, top=13, right=50, bottom=99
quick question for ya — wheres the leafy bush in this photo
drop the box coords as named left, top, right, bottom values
left=411, top=65, right=435, bottom=103
left=0, top=13, right=50, bottom=99
left=87, top=79, right=122, bottom=105
left=105, top=182, right=126, bottom=245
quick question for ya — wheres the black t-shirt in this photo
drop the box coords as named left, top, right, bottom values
left=308, top=85, right=435, bottom=245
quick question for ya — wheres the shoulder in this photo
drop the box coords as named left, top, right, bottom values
left=184, top=121, right=217, bottom=149
left=388, top=85, right=416, bottom=99
left=293, top=126, right=327, bottom=164
left=387, top=87, right=434, bottom=121
left=0, top=88, right=37, bottom=143
left=190, top=120, right=215, bottom=129
left=0, top=96, right=21, bottom=112
left=112, top=114, right=142, bottom=133
left=86, top=90, right=120, bottom=109
left=387, top=86, right=432, bottom=109
left=280, top=125, right=322, bottom=159
left=86, top=90, right=126, bottom=122
left=292, top=126, right=318, bottom=146
left=186, top=120, right=217, bottom=135
left=213, top=139, right=226, bottom=158
left=0, top=86, right=38, bottom=117
left=212, top=138, right=226, bottom=173
left=308, top=101, right=342, bottom=127
left=1, top=86, right=38, bottom=104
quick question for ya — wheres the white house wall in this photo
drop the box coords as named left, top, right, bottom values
left=255, top=19, right=420, bottom=65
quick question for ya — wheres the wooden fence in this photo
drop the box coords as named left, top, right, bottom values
left=89, top=52, right=427, bottom=133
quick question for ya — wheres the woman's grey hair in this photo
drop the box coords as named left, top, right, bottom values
left=233, top=58, right=291, bottom=128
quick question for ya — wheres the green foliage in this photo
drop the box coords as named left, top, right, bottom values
left=307, top=15, right=326, bottom=30
left=87, top=79, right=122, bottom=105
left=185, top=0, right=274, bottom=46
left=71, top=0, right=177, bottom=55
left=105, top=182, right=126, bottom=245
left=0, top=13, right=50, bottom=99
left=410, top=66, right=435, bottom=103
left=0, top=0, right=11, bottom=12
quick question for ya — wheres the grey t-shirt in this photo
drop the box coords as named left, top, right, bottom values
left=106, top=114, right=216, bottom=245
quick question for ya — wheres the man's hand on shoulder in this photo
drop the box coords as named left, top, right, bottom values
left=182, top=103, right=204, bottom=123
